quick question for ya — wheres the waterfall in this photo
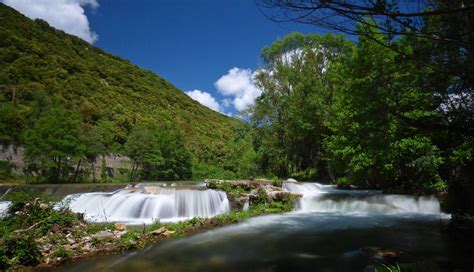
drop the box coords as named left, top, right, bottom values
left=63, top=187, right=230, bottom=224
left=283, top=182, right=335, bottom=194
left=0, top=201, right=10, bottom=217
left=0, top=188, right=12, bottom=218
left=283, top=182, right=442, bottom=215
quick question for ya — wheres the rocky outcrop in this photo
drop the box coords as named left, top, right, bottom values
left=205, top=179, right=302, bottom=210
left=0, top=144, right=132, bottom=179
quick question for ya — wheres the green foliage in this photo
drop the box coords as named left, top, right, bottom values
left=85, top=222, right=116, bottom=234
left=101, top=156, right=107, bottom=180
left=52, top=246, right=72, bottom=262
left=251, top=33, right=353, bottom=178
left=1, top=235, right=41, bottom=267
left=23, top=106, right=85, bottom=182
left=325, top=28, right=444, bottom=193
left=272, top=178, right=282, bottom=188
left=124, top=123, right=192, bottom=181
left=221, top=124, right=259, bottom=178
left=0, top=160, right=14, bottom=180
left=1, top=192, right=74, bottom=236
left=209, top=180, right=249, bottom=197
left=0, top=3, right=239, bottom=177
left=289, top=168, right=318, bottom=181
left=192, top=161, right=238, bottom=180
left=253, top=188, right=268, bottom=205
left=116, top=230, right=143, bottom=251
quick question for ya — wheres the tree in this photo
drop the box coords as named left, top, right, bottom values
left=124, top=124, right=192, bottom=181
left=250, top=33, right=352, bottom=178
left=256, top=0, right=474, bottom=137
left=222, top=124, right=259, bottom=178
left=326, top=27, right=444, bottom=193
left=256, top=1, right=473, bottom=48
left=24, top=106, right=85, bottom=182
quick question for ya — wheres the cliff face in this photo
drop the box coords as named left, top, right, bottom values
left=0, top=144, right=131, bottom=179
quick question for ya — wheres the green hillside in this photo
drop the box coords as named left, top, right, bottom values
left=0, top=3, right=239, bottom=165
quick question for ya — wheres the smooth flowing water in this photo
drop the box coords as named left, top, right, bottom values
left=0, top=201, right=10, bottom=217
left=60, top=182, right=473, bottom=271
left=62, top=183, right=230, bottom=224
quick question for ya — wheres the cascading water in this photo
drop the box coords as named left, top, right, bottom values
left=0, top=188, right=11, bottom=217
left=63, top=185, right=230, bottom=224
left=283, top=182, right=442, bottom=215
left=0, top=201, right=10, bottom=217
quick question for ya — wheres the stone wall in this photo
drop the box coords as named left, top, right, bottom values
left=0, top=144, right=132, bottom=178
left=91, top=154, right=132, bottom=179
left=0, top=145, right=25, bottom=174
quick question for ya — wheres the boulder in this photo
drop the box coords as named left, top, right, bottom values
left=267, top=191, right=302, bottom=202
left=92, top=231, right=115, bottom=240
left=162, top=230, right=176, bottom=237
left=150, top=227, right=167, bottom=236
left=114, top=223, right=127, bottom=231
left=143, top=186, right=161, bottom=194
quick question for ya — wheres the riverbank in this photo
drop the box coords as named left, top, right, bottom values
left=0, top=179, right=299, bottom=271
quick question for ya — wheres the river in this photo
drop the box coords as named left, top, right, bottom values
left=45, top=181, right=473, bottom=271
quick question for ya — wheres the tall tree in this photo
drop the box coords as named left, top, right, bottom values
left=326, top=28, right=444, bottom=193
left=124, top=123, right=192, bottom=181
left=24, top=106, right=85, bottom=182
left=250, top=33, right=353, bottom=178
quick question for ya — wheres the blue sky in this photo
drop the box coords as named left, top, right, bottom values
left=3, top=0, right=331, bottom=115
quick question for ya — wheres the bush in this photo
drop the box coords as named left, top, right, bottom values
left=192, top=162, right=237, bottom=180
left=0, top=160, right=14, bottom=180
left=116, top=230, right=143, bottom=251
left=3, top=235, right=42, bottom=267
left=52, top=246, right=72, bottom=263
left=272, top=178, right=283, bottom=188
left=289, top=168, right=318, bottom=181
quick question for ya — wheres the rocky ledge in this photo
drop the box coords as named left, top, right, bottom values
left=205, top=179, right=302, bottom=210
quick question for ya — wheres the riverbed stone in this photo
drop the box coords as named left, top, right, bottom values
left=114, top=223, right=127, bottom=231
left=92, top=231, right=115, bottom=240
left=143, top=186, right=161, bottom=194
left=162, top=230, right=176, bottom=237
left=151, top=227, right=167, bottom=236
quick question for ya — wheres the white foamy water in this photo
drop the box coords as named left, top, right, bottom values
left=63, top=187, right=230, bottom=224
left=0, top=201, right=11, bottom=217
left=283, top=182, right=443, bottom=215
left=283, top=182, right=335, bottom=194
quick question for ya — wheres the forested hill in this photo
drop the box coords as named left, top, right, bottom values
left=0, top=3, right=238, bottom=162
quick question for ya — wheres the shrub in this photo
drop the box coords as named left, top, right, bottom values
left=0, top=160, right=14, bottom=180
left=272, top=178, right=283, bottom=188
left=3, top=235, right=41, bottom=267
left=52, top=246, right=72, bottom=262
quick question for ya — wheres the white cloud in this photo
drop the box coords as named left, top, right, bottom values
left=215, top=68, right=262, bottom=111
left=221, top=98, right=232, bottom=108
left=185, top=90, right=222, bottom=113
left=2, top=0, right=99, bottom=43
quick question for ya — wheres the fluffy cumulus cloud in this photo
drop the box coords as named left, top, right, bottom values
left=2, top=0, right=99, bottom=43
left=185, top=90, right=222, bottom=113
left=215, top=68, right=262, bottom=111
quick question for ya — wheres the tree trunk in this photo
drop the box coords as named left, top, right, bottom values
left=327, top=162, right=335, bottom=183
left=71, top=159, right=82, bottom=183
